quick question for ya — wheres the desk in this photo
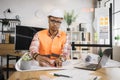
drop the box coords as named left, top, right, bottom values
left=10, top=54, right=120, bottom=80
left=8, top=68, right=120, bottom=80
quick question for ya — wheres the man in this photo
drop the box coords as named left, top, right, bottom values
left=29, top=9, right=71, bottom=67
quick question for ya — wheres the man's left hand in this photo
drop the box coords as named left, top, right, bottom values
left=54, top=55, right=66, bottom=67
left=54, top=58, right=62, bottom=67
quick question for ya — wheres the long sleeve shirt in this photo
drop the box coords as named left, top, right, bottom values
left=29, top=30, right=71, bottom=58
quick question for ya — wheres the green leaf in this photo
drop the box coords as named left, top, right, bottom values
left=64, top=10, right=78, bottom=27
left=115, top=35, right=120, bottom=40
left=98, top=48, right=103, bottom=57
left=22, top=54, right=32, bottom=61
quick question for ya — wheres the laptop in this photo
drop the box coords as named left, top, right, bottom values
left=74, top=48, right=112, bottom=71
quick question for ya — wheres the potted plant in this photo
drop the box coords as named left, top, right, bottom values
left=114, top=35, right=120, bottom=46
left=64, top=10, right=78, bottom=31
left=20, top=53, right=32, bottom=70
left=0, top=19, right=10, bottom=26
left=0, top=19, right=10, bottom=31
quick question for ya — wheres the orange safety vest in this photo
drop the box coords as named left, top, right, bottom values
left=37, top=30, right=66, bottom=59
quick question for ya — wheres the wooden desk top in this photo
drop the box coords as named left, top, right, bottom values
left=8, top=70, right=55, bottom=80
left=8, top=68, right=120, bottom=80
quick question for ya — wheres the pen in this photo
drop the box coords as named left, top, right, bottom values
left=54, top=73, right=72, bottom=78
left=93, top=76, right=97, bottom=80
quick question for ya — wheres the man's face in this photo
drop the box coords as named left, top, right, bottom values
left=48, top=16, right=63, bottom=31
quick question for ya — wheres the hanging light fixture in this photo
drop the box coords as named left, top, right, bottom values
left=3, top=8, right=12, bottom=18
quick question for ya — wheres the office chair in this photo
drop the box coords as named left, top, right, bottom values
left=103, top=48, right=112, bottom=58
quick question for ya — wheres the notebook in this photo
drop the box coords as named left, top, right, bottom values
left=74, top=48, right=112, bottom=71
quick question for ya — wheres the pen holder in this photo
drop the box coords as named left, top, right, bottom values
left=20, top=60, right=31, bottom=70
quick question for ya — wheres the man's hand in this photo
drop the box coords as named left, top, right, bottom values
left=36, top=55, right=54, bottom=67
left=34, top=53, right=67, bottom=67
left=54, top=55, right=66, bottom=67
left=54, top=58, right=62, bottom=67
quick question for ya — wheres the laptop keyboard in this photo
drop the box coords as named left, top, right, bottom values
left=86, top=64, right=97, bottom=68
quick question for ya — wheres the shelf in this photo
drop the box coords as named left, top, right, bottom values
left=72, top=50, right=81, bottom=52
left=0, top=31, right=14, bottom=33
left=66, top=28, right=91, bottom=59
left=72, top=43, right=112, bottom=47
left=71, top=31, right=80, bottom=33
left=0, top=18, right=20, bottom=21
left=0, top=18, right=21, bottom=44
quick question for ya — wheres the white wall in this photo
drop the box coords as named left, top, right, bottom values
left=113, top=0, right=120, bottom=28
left=0, top=0, right=95, bottom=30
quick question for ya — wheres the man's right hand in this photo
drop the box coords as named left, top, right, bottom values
left=36, top=55, right=54, bottom=67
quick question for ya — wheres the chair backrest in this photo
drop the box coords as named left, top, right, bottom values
left=103, top=48, right=112, bottom=57
left=100, top=48, right=112, bottom=66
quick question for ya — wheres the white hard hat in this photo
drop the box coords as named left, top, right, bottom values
left=48, top=9, right=64, bottom=18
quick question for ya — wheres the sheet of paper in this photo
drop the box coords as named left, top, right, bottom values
left=15, top=53, right=120, bottom=71
left=50, top=69, right=101, bottom=80
left=103, top=59, right=120, bottom=68
left=15, top=56, right=81, bottom=71
left=30, top=60, right=81, bottom=70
